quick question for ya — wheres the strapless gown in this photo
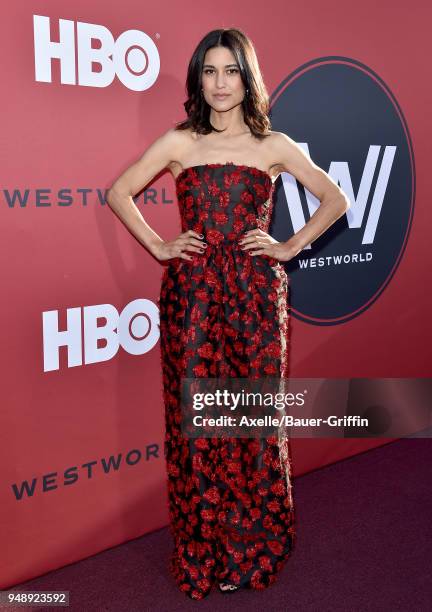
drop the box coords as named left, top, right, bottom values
left=157, top=162, right=295, bottom=600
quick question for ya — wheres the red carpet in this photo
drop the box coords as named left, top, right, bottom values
left=10, top=438, right=431, bottom=611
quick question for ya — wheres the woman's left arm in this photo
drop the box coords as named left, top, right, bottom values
left=272, top=131, right=350, bottom=259
left=240, top=132, right=350, bottom=261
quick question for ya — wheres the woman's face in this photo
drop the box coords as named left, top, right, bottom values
left=201, top=46, right=246, bottom=111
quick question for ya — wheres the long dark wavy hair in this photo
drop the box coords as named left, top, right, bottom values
left=175, top=28, right=271, bottom=140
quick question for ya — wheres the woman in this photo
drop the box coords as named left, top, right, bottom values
left=107, top=28, right=349, bottom=600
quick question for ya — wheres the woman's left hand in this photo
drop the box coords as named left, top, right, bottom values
left=239, top=228, right=299, bottom=262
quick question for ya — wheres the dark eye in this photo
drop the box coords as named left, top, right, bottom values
left=203, top=68, right=239, bottom=75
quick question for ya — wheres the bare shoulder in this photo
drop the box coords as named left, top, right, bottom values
left=107, top=126, right=193, bottom=198
left=267, top=130, right=296, bottom=146
left=266, top=130, right=344, bottom=201
left=267, top=130, right=295, bottom=162
left=155, top=126, right=186, bottom=155
left=150, top=125, right=192, bottom=158
left=164, top=126, right=196, bottom=176
left=262, top=131, right=292, bottom=176
left=266, top=130, right=319, bottom=173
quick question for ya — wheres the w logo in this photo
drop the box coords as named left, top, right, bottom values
left=271, top=57, right=414, bottom=324
left=283, top=144, right=397, bottom=248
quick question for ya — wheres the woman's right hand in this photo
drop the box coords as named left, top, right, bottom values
left=153, top=230, right=207, bottom=262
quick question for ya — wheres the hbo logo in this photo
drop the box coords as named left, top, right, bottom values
left=33, top=15, right=160, bottom=91
left=42, top=299, right=160, bottom=372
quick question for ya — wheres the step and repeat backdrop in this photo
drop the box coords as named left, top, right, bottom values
left=1, top=0, right=429, bottom=589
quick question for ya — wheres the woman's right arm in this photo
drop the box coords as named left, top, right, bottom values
left=106, top=128, right=204, bottom=261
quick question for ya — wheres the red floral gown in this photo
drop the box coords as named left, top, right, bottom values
left=157, top=163, right=296, bottom=600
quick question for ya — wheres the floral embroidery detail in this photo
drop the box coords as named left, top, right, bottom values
left=157, top=163, right=295, bottom=600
